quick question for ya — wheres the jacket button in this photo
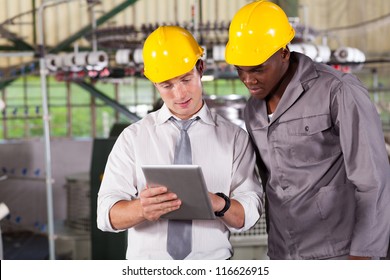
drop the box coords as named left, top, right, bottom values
left=305, top=126, right=309, bottom=132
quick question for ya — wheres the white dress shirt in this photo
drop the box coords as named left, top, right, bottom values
left=97, top=102, right=263, bottom=259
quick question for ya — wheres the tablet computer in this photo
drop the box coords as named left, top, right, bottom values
left=141, top=165, right=216, bottom=220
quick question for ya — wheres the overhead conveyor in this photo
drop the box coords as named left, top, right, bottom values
left=0, top=0, right=139, bottom=87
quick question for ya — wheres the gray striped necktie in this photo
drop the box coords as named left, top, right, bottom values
left=167, top=117, right=198, bottom=260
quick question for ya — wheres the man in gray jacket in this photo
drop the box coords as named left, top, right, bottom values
left=225, top=0, right=390, bottom=260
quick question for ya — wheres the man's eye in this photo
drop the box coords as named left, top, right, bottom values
left=255, top=67, right=266, bottom=73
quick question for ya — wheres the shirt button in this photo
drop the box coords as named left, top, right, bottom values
left=305, top=126, right=309, bottom=132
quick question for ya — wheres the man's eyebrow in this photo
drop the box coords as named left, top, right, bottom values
left=156, top=81, right=171, bottom=87
left=235, top=65, right=264, bottom=71
left=181, top=73, right=194, bottom=79
left=156, top=72, right=195, bottom=86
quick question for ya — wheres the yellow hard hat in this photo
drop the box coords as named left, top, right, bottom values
left=142, top=26, right=204, bottom=83
left=225, top=0, right=295, bottom=66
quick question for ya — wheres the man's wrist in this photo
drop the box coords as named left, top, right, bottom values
left=214, top=192, right=231, bottom=217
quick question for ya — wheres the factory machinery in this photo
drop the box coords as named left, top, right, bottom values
left=40, top=19, right=367, bottom=83
left=0, top=3, right=367, bottom=84
left=1, top=1, right=388, bottom=260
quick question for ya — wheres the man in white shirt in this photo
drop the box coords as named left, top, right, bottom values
left=97, top=26, right=263, bottom=260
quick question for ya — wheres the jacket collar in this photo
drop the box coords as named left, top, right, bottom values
left=247, top=52, right=319, bottom=130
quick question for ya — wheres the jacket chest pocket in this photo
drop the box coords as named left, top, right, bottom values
left=285, top=114, right=340, bottom=167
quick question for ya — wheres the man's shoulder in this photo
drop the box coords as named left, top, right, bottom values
left=121, top=112, right=158, bottom=134
left=294, top=53, right=364, bottom=92
left=211, top=112, right=247, bottom=134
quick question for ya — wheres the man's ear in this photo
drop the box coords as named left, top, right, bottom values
left=281, top=48, right=290, bottom=60
left=196, top=60, right=205, bottom=77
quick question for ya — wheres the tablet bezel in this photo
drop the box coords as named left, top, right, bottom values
left=141, top=165, right=216, bottom=220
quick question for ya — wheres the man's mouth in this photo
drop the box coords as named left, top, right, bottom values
left=248, top=87, right=261, bottom=94
left=176, top=99, right=191, bottom=107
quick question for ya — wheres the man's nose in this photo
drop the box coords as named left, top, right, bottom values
left=173, top=83, right=187, bottom=98
left=241, top=72, right=257, bottom=85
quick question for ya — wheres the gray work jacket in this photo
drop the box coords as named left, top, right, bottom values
left=244, top=52, right=390, bottom=259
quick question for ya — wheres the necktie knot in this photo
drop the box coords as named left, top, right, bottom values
left=170, top=116, right=199, bottom=132
left=170, top=117, right=199, bottom=165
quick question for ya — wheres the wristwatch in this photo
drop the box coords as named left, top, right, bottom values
left=214, top=192, right=231, bottom=217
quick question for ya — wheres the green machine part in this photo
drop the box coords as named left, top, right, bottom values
left=90, top=138, right=127, bottom=260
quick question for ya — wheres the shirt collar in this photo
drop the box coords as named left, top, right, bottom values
left=155, top=101, right=216, bottom=126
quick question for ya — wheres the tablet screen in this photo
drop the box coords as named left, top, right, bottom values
left=141, top=165, right=216, bottom=220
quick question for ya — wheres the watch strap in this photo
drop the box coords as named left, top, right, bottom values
left=214, top=192, right=231, bottom=217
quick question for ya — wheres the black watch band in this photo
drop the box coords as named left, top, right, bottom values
left=214, top=192, right=231, bottom=217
